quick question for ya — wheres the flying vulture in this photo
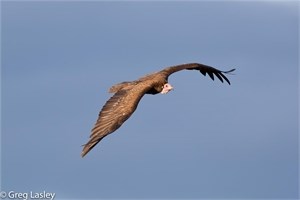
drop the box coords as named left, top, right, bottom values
left=81, top=63, right=235, bottom=157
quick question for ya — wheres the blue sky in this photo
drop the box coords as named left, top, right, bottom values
left=1, top=1, right=299, bottom=199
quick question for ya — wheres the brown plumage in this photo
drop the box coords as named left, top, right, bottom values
left=81, top=63, right=235, bottom=157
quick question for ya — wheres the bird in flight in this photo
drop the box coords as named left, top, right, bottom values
left=81, top=63, right=235, bottom=157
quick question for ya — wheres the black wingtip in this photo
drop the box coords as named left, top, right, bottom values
left=223, top=68, right=236, bottom=74
left=221, top=69, right=236, bottom=85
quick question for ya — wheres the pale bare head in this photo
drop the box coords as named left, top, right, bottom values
left=161, top=83, right=173, bottom=94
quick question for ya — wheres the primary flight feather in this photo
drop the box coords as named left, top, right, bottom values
left=81, top=63, right=235, bottom=157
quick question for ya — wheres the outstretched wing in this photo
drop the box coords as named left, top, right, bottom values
left=161, top=63, right=235, bottom=85
left=81, top=87, right=146, bottom=157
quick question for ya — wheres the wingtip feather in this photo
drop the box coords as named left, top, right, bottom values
left=223, top=68, right=236, bottom=74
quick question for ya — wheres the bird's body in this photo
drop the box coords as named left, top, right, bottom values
left=81, top=63, right=235, bottom=157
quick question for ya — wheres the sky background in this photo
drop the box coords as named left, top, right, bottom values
left=1, top=1, right=299, bottom=199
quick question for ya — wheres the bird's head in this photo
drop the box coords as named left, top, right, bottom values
left=160, top=83, right=173, bottom=94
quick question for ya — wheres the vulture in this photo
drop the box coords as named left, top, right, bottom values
left=81, top=63, right=235, bottom=157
